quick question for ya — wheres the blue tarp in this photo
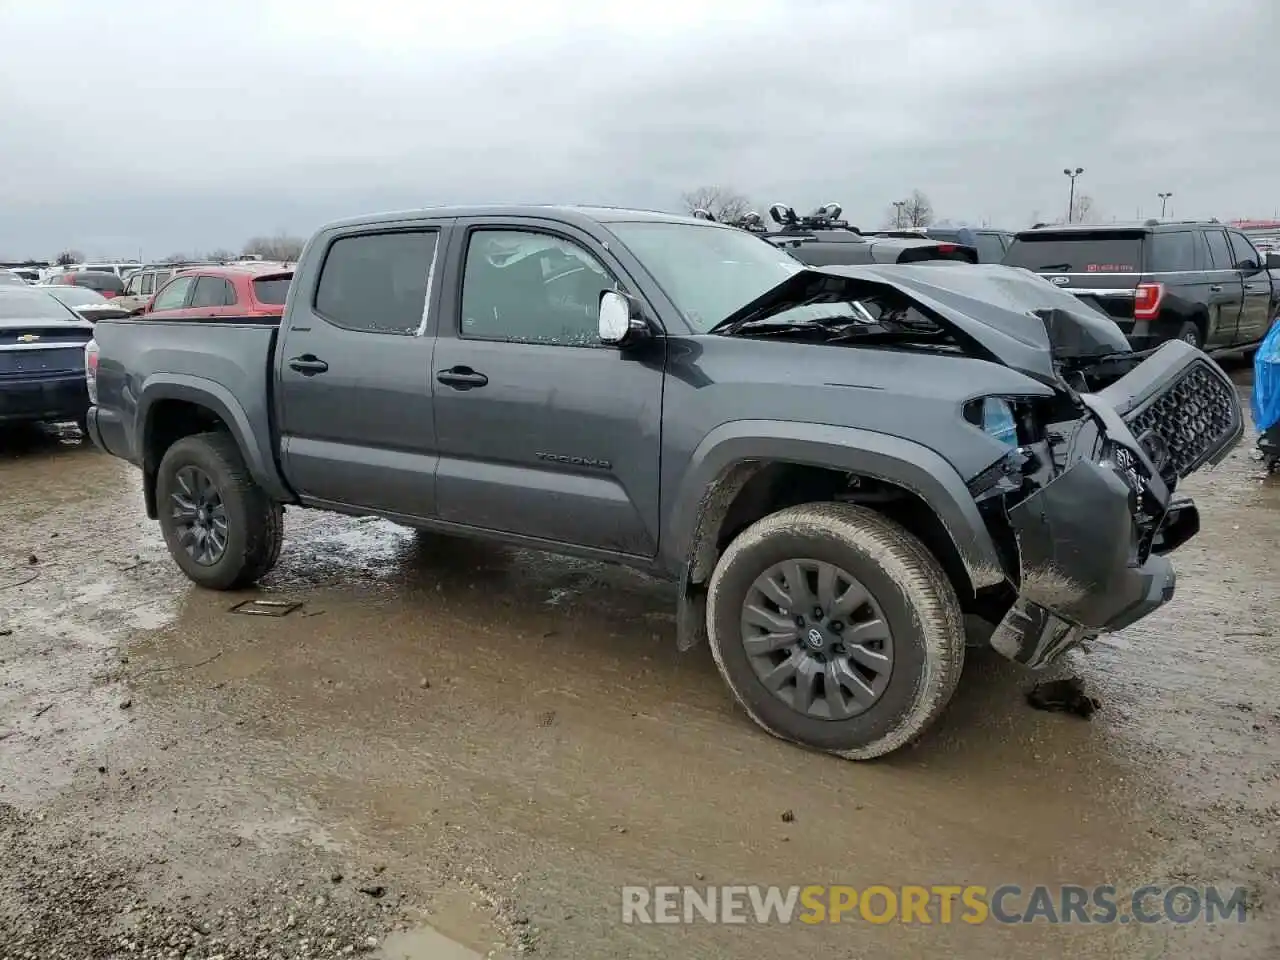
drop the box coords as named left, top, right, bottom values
left=1252, top=318, right=1280, bottom=433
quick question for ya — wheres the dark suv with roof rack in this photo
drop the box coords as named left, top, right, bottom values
left=1002, top=220, right=1280, bottom=353
left=720, top=204, right=979, bottom=266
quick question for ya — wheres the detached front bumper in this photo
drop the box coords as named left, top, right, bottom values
left=989, top=341, right=1241, bottom=669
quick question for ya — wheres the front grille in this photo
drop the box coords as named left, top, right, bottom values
left=1124, top=361, right=1240, bottom=478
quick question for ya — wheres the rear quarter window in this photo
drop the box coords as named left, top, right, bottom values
left=1003, top=232, right=1144, bottom=273
left=252, top=275, right=292, bottom=305
left=1146, top=232, right=1199, bottom=272
left=971, top=233, right=1007, bottom=263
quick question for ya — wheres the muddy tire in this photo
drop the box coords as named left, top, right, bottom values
left=706, top=502, right=965, bottom=760
left=1176, top=321, right=1203, bottom=349
left=155, top=431, right=283, bottom=590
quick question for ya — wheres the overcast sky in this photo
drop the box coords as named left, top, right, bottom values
left=0, top=0, right=1275, bottom=259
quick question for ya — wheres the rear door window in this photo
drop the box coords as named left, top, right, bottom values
left=1204, top=229, right=1233, bottom=270
left=140, top=272, right=155, bottom=295
left=314, top=231, right=438, bottom=335
left=1002, top=232, right=1144, bottom=273
left=152, top=276, right=194, bottom=311
left=189, top=276, right=235, bottom=307
left=1146, top=231, right=1199, bottom=272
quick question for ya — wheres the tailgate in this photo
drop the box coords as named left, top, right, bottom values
left=1004, top=230, right=1144, bottom=326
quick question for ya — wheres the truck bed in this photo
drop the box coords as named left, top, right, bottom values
left=90, top=318, right=280, bottom=477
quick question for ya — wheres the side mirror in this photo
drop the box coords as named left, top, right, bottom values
left=598, top=290, right=648, bottom=346
left=1266, top=252, right=1280, bottom=271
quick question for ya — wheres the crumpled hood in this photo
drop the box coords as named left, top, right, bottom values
left=718, top=262, right=1131, bottom=386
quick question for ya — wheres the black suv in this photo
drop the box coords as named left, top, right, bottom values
left=1002, top=220, right=1279, bottom=352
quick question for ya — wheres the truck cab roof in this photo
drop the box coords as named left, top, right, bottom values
left=321, top=204, right=714, bottom=231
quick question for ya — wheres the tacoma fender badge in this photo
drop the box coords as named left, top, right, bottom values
left=535, top=452, right=612, bottom=470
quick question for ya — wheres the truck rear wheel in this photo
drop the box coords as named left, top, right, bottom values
left=155, top=431, right=283, bottom=590
left=706, top=502, right=965, bottom=760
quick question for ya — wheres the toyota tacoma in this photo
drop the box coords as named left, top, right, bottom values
left=84, top=206, right=1243, bottom=759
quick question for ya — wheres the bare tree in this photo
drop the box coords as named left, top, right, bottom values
left=205, top=248, right=237, bottom=263
left=679, top=186, right=752, bottom=223
left=161, top=252, right=191, bottom=264
left=55, top=250, right=84, bottom=266
left=243, top=232, right=305, bottom=262
left=883, top=190, right=934, bottom=229
left=1048, top=194, right=1098, bottom=226
left=1071, top=193, right=1096, bottom=224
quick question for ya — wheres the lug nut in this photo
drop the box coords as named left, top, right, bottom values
left=812, top=607, right=824, bottom=621
left=829, top=621, right=843, bottom=632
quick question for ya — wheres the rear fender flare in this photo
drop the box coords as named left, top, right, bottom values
left=136, top=375, right=290, bottom=515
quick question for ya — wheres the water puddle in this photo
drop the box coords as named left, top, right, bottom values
left=375, top=924, right=485, bottom=960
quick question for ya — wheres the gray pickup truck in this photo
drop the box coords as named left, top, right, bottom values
left=84, top=205, right=1243, bottom=759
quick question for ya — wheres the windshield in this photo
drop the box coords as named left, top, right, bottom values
left=0, top=289, right=82, bottom=320
left=606, top=221, right=803, bottom=332
left=73, top=272, right=125, bottom=293
left=47, top=287, right=108, bottom=306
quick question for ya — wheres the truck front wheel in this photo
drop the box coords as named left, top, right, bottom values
left=155, top=431, right=283, bottom=590
left=706, top=502, right=965, bottom=760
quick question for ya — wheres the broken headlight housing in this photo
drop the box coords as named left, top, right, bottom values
left=964, top=397, right=1032, bottom=500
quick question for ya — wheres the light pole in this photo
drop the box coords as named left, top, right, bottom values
left=1157, top=192, right=1172, bottom=218
left=892, top=200, right=907, bottom=228
left=1063, top=167, right=1084, bottom=223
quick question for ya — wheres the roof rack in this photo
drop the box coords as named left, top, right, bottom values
left=763, top=202, right=861, bottom=235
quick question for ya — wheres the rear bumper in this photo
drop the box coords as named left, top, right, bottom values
left=0, top=373, right=88, bottom=424
left=989, top=342, right=1238, bottom=669
left=84, top=404, right=130, bottom=458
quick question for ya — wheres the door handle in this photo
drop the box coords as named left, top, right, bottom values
left=1209, top=284, right=1223, bottom=292
left=436, top=366, right=489, bottom=389
left=1244, top=283, right=1256, bottom=290
left=288, top=355, right=329, bottom=375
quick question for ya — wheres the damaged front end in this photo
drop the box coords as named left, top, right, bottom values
left=977, top=340, right=1243, bottom=669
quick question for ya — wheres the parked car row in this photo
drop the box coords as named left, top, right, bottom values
left=716, top=208, right=1280, bottom=356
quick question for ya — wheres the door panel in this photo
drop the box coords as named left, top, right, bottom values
left=430, top=221, right=664, bottom=557
left=1229, top=231, right=1271, bottom=343
left=1201, top=229, right=1244, bottom=347
left=276, top=224, right=447, bottom=519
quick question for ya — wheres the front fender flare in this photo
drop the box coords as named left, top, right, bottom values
left=663, top=421, right=1008, bottom=646
left=136, top=375, right=291, bottom=515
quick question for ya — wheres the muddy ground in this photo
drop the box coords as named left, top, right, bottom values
left=1, top=370, right=1277, bottom=959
